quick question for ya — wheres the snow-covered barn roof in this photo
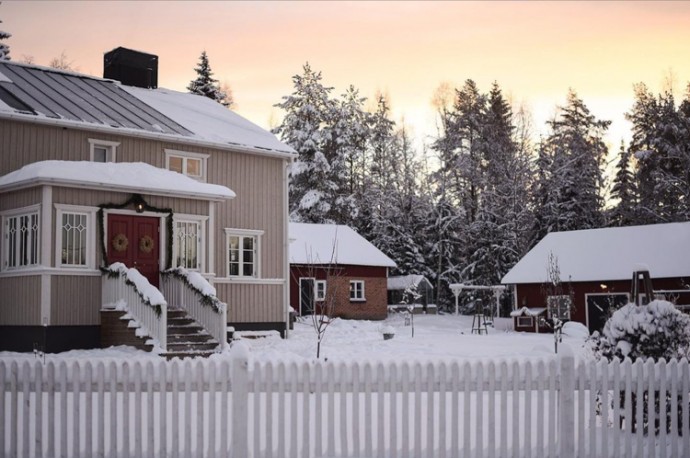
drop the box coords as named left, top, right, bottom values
left=0, top=161, right=236, bottom=201
left=0, top=60, right=294, bottom=157
left=501, top=222, right=690, bottom=284
left=388, top=275, right=433, bottom=291
left=289, top=223, right=396, bottom=268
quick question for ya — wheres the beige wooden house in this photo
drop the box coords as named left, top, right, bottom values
left=0, top=48, right=295, bottom=353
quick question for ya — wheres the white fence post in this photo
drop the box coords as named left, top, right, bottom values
left=559, top=345, right=576, bottom=457
left=231, top=344, right=249, bottom=458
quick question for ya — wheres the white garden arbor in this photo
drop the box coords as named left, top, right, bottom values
left=448, top=284, right=507, bottom=318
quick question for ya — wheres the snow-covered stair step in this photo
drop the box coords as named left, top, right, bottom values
left=162, top=308, right=220, bottom=359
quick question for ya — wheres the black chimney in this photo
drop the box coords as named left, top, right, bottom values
left=103, top=47, right=158, bottom=89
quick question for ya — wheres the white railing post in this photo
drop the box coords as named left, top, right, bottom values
left=559, top=345, right=576, bottom=457
left=231, top=344, right=249, bottom=458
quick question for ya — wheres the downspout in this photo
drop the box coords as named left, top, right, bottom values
left=283, top=157, right=293, bottom=338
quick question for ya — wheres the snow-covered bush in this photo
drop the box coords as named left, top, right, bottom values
left=591, top=300, right=690, bottom=361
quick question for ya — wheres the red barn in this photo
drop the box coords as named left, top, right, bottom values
left=289, top=223, right=396, bottom=320
left=501, top=222, right=690, bottom=333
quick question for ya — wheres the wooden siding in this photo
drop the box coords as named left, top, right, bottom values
left=50, top=275, right=101, bottom=326
left=0, top=276, right=41, bottom=325
left=0, top=188, right=41, bottom=211
left=220, top=283, right=284, bottom=323
left=1, top=119, right=287, bottom=325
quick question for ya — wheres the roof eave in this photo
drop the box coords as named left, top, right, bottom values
left=0, top=111, right=297, bottom=159
left=0, top=177, right=235, bottom=202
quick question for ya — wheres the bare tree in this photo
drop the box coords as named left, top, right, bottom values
left=291, top=241, right=344, bottom=359
left=49, top=51, right=77, bottom=71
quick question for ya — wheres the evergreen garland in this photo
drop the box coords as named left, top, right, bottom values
left=97, top=194, right=173, bottom=269
left=101, top=264, right=163, bottom=317
left=162, top=267, right=226, bottom=313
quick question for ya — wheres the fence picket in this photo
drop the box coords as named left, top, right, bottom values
left=58, top=361, right=67, bottom=458
left=463, top=361, right=471, bottom=458
left=660, top=359, right=668, bottom=458
left=646, top=359, right=656, bottom=456
left=425, top=362, right=434, bottom=456
left=487, top=361, right=495, bottom=458
left=681, top=359, right=690, bottom=456
left=327, top=364, right=336, bottom=458
left=134, top=361, right=142, bottom=457
left=523, top=361, right=531, bottom=458
left=276, top=362, right=286, bottom=458
left=401, top=363, right=410, bottom=458
left=476, top=362, right=484, bottom=458
left=415, top=363, right=423, bottom=458
left=499, top=361, right=508, bottom=458
left=364, top=363, right=373, bottom=458
left=634, top=359, right=644, bottom=457
left=601, top=358, right=609, bottom=458
left=612, top=358, right=621, bottom=457
left=84, top=363, right=93, bottom=457
left=438, top=362, right=447, bottom=458
left=314, top=363, right=323, bottom=458
left=352, top=363, right=361, bottom=457
left=220, top=360, right=229, bottom=458
left=254, top=363, right=262, bottom=456
left=290, top=362, right=298, bottom=458
left=265, top=362, right=274, bottom=458
left=669, top=359, right=678, bottom=458
left=390, top=363, right=399, bottom=458
left=301, top=361, right=311, bottom=458
left=547, top=360, right=556, bottom=458
left=21, top=361, right=30, bottom=458
left=108, top=361, right=117, bottom=458
left=47, top=362, right=55, bottom=458
left=536, top=360, right=545, bottom=458
left=339, top=363, right=348, bottom=458
left=577, top=360, right=586, bottom=458
left=512, top=361, right=520, bottom=458
left=450, top=362, right=459, bottom=458
left=171, top=360, right=180, bottom=458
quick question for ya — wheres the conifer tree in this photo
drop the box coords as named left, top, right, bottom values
left=609, top=141, right=638, bottom=227
left=0, top=3, right=11, bottom=61
left=187, top=51, right=232, bottom=107
left=537, top=90, right=610, bottom=234
left=273, top=63, right=338, bottom=223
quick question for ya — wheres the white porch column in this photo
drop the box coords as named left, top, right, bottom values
left=208, top=201, right=215, bottom=276
left=41, top=185, right=52, bottom=325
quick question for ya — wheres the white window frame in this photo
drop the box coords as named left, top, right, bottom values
left=1, top=204, right=41, bottom=272
left=315, top=280, right=327, bottom=301
left=350, top=280, right=365, bottom=302
left=88, top=139, right=119, bottom=163
left=172, top=214, right=207, bottom=271
left=165, top=149, right=210, bottom=182
left=224, top=228, right=263, bottom=278
left=517, top=316, right=534, bottom=328
left=55, top=204, right=97, bottom=269
left=547, top=295, right=572, bottom=320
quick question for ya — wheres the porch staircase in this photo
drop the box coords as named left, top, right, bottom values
left=163, top=309, right=220, bottom=360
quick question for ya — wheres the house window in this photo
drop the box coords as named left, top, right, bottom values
left=88, top=139, right=119, bottom=162
left=350, top=280, right=365, bottom=301
left=517, top=316, right=534, bottom=328
left=225, top=228, right=263, bottom=278
left=2, top=206, right=40, bottom=271
left=165, top=149, right=209, bottom=181
left=315, top=280, right=327, bottom=301
left=547, top=295, right=572, bottom=321
left=174, top=220, right=201, bottom=270
left=59, top=212, right=87, bottom=266
left=55, top=205, right=96, bottom=269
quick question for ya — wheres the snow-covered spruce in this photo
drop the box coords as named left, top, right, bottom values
left=103, top=263, right=166, bottom=316
left=162, top=267, right=225, bottom=313
left=590, top=300, right=690, bottom=361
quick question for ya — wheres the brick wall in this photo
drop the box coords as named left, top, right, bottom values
left=327, top=276, right=388, bottom=320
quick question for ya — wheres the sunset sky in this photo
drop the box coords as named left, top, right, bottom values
left=3, top=1, right=690, bottom=156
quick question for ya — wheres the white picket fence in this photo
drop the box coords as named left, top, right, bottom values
left=2, top=352, right=689, bottom=458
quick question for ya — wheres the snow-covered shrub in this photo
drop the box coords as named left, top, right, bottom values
left=590, top=300, right=690, bottom=436
left=591, top=300, right=690, bottom=362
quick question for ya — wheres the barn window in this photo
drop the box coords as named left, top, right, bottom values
left=547, top=295, right=572, bottom=320
left=517, top=316, right=534, bottom=327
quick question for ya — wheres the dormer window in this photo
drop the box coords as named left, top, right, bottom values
left=165, top=149, right=209, bottom=182
left=88, top=139, right=119, bottom=163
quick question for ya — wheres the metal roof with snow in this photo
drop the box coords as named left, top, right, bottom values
left=501, top=222, right=690, bottom=284
left=289, top=223, right=396, bottom=268
left=0, top=60, right=295, bottom=157
left=387, top=274, right=433, bottom=291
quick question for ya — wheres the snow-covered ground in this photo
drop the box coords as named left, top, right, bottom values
left=0, top=314, right=592, bottom=363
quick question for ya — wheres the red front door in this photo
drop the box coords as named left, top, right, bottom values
left=107, top=214, right=160, bottom=288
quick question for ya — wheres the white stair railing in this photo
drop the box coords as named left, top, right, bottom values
left=161, top=268, right=228, bottom=350
left=102, top=263, right=168, bottom=351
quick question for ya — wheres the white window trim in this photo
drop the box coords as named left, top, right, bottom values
left=224, top=228, right=264, bottom=278
left=350, top=280, right=366, bottom=302
left=54, top=204, right=97, bottom=270
left=315, top=280, right=327, bottom=301
left=1, top=204, right=41, bottom=272
left=172, top=214, right=208, bottom=272
left=88, top=138, right=120, bottom=162
left=517, top=316, right=534, bottom=328
left=165, top=149, right=210, bottom=182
